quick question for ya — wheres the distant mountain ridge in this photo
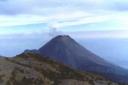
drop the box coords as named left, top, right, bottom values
left=0, top=35, right=127, bottom=85
left=38, top=35, right=128, bottom=84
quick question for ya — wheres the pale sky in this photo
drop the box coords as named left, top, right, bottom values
left=0, top=0, right=127, bottom=38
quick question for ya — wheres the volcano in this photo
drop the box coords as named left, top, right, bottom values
left=38, top=35, right=128, bottom=83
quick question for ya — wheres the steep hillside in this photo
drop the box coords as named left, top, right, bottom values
left=38, top=35, right=128, bottom=83
left=0, top=52, right=119, bottom=85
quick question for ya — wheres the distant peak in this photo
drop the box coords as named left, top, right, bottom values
left=55, top=35, right=70, bottom=38
left=53, top=35, right=72, bottom=42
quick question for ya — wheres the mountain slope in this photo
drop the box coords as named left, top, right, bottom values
left=0, top=52, right=119, bottom=85
left=38, top=35, right=128, bottom=83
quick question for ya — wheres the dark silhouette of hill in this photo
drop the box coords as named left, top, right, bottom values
left=38, top=35, right=128, bottom=83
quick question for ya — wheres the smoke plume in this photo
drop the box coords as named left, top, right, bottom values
left=48, top=22, right=62, bottom=37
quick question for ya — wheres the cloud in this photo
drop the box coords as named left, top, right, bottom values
left=0, top=15, right=46, bottom=27
left=0, top=0, right=127, bottom=38
left=69, top=30, right=128, bottom=39
left=0, top=11, right=96, bottom=27
left=0, top=0, right=127, bottom=15
left=0, top=11, right=127, bottom=36
left=57, top=15, right=111, bottom=28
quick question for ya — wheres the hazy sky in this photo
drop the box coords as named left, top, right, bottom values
left=0, top=0, right=128, bottom=68
left=0, top=0, right=128, bottom=37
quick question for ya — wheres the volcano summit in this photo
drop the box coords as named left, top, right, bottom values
left=38, top=35, right=128, bottom=83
